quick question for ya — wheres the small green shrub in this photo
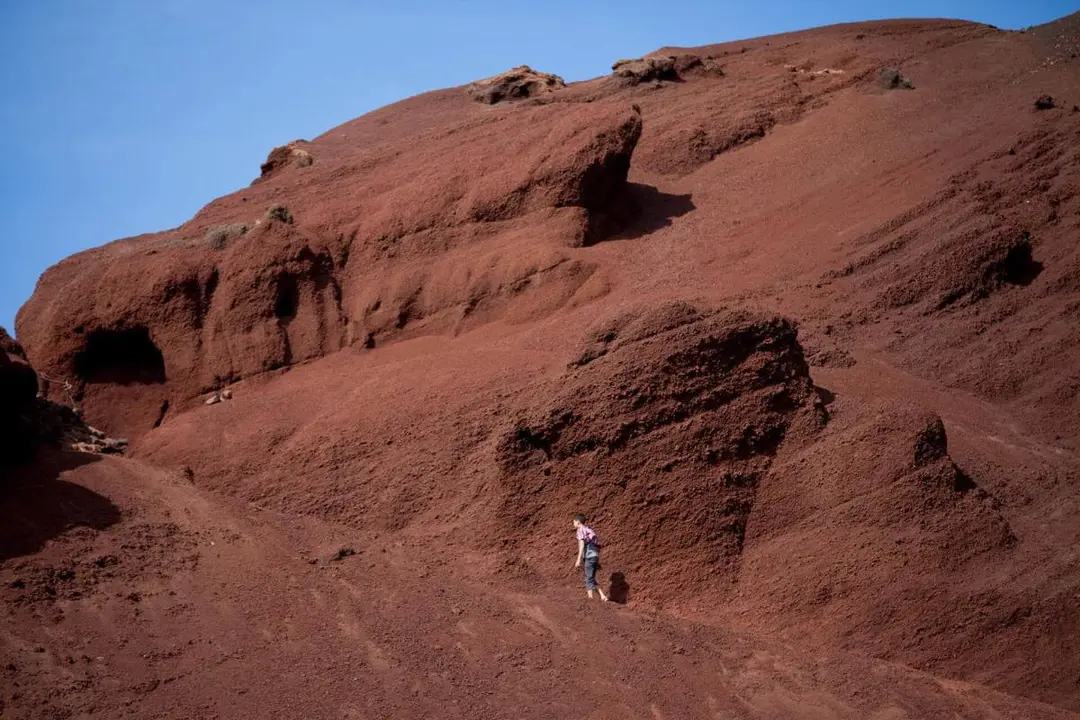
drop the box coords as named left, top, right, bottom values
left=204, top=223, right=249, bottom=250
left=265, top=204, right=294, bottom=225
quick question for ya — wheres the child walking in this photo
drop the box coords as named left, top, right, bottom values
left=572, top=514, right=609, bottom=602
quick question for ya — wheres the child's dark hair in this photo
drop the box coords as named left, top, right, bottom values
left=573, top=513, right=587, bottom=523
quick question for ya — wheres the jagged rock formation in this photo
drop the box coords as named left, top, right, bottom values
left=467, top=65, right=566, bottom=104
left=256, top=140, right=314, bottom=183
left=611, top=53, right=724, bottom=84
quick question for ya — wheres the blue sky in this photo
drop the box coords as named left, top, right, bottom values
left=1, top=1, right=1075, bottom=335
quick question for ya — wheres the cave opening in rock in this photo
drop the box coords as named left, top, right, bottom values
left=74, top=327, right=166, bottom=385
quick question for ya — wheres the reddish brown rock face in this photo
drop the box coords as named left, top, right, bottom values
left=496, top=305, right=823, bottom=594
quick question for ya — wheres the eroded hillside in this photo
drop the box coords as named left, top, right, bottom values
left=6, top=14, right=1080, bottom=719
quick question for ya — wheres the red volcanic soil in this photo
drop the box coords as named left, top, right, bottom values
left=6, top=14, right=1080, bottom=719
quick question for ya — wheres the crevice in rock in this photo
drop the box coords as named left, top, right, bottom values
left=274, top=274, right=300, bottom=322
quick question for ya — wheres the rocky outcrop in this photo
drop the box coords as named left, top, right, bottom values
left=467, top=66, right=566, bottom=104
left=16, top=102, right=644, bottom=438
left=872, top=227, right=1042, bottom=311
left=739, top=397, right=1017, bottom=687
left=913, top=414, right=948, bottom=467
left=255, top=141, right=313, bottom=183
left=496, top=303, right=823, bottom=594
left=461, top=105, right=642, bottom=229
left=612, top=54, right=723, bottom=84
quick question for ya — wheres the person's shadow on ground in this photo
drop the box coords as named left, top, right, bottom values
left=609, top=572, right=630, bottom=604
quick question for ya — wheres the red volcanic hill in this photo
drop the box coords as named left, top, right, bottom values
left=5, top=15, right=1080, bottom=719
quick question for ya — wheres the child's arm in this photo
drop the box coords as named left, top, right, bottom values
left=574, top=538, right=584, bottom=567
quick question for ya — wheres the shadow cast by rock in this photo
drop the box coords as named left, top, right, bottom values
left=590, top=183, right=695, bottom=244
left=814, top=386, right=837, bottom=406
left=0, top=451, right=119, bottom=563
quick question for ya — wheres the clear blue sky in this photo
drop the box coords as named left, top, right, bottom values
left=1, top=1, right=1075, bottom=335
